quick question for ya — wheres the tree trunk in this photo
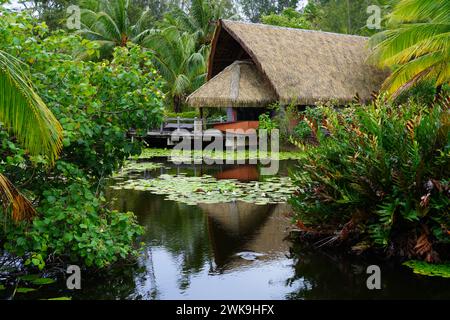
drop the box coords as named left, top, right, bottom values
left=434, top=85, right=443, bottom=105
left=174, top=95, right=181, bottom=113
left=436, top=85, right=443, bottom=97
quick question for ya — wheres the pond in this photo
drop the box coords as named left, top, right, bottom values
left=8, top=159, right=450, bottom=300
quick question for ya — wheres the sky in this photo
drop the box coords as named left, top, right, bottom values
left=4, top=0, right=310, bottom=12
left=2, top=0, right=24, bottom=9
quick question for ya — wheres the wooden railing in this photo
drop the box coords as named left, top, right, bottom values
left=156, top=116, right=228, bottom=133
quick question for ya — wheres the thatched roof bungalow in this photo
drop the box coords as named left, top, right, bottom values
left=187, top=20, right=388, bottom=124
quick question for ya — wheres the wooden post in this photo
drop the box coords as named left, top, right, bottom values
left=194, top=117, right=202, bottom=134
left=200, top=107, right=206, bottom=130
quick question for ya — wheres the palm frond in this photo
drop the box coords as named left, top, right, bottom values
left=0, top=50, right=63, bottom=164
left=369, top=0, right=450, bottom=98
left=383, top=52, right=444, bottom=98
left=93, top=12, right=122, bottom=42
left=389, top=0, right=449, bottom=24
left=370, top=24, right=450, bottom=67
left=80, top=8, right=99, bottom=28
left=0, top=173, right=36, bottom=222
left=110, top=0, right=130, bottom=34
left=173, top=74, right=191, bottom=95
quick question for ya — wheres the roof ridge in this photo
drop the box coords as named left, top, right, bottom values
left=220, top=19, right=369, bottom=40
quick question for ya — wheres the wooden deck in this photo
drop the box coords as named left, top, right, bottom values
left=143, top=118, right=260, bottom=148
left=145, top=118, right=259, bottom=137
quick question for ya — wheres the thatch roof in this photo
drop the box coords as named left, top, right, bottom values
left=189, top=20, right=388, bottom=107
left=187, top=60, right=277, bottom=108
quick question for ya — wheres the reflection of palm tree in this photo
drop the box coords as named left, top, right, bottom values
left=145, top=246, right=159, bottom=300
left=0, top=50, right=63, bottom=221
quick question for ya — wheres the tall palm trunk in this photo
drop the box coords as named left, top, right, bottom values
left=174, top=95, right=182, bottom=113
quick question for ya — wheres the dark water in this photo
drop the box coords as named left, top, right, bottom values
left=6, top=160, right=450, bottom=300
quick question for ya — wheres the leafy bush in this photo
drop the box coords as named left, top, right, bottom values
left=258, top=113, right=278, bottom=131
left=292, top=106, right=325, bottom=141
left=0, top=9, right=162, bottom=268
left=290, top=99, right=449, bottom=262
left=261, top=8, right=311, bottom=29
left=1, top=175, right=143, bottom=269
left=165, top=111, right=199, bottom=119
left=395, top=82, right=450, bottom=106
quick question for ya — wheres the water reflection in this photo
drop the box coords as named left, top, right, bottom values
left=102, top=160, right=450, bottom=300
left=286, top=243, right=450, bottom=300
left=19, top=160, right=449, bottom=300
left=108, top=186, right=294, bottom=299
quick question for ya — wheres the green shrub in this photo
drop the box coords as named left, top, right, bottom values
left=165, top=111, right=199, bottom=119
left=395, top=82, right=450, bottom=105
left=258, top=113, right=278, bottom=131
left=261, top=8, right=311, bottom=29
left=1, top=174, right=144, bottom=269
left=292, top=106, right=325, bottom=141
left=0, top=9, right=160, bottom=268
left=290, top=99, right=449, bottom=261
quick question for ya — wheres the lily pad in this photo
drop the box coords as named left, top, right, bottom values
left=136, top=148, right=305, bottom=162
left=111, top=174, right=297, bottom=206
left=16, top=287, right=36, bottom=293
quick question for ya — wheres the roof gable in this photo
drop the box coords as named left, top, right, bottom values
left=209, top=20, right=388, bottom=105
left=188, top=61, right=277, bottom=108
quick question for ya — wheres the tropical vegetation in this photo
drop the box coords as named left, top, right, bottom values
left=0, top=8, right=163, bottom=269
left=0, top=0, right=448, bottom=289
left=369, top=0, right=450, bottom=98
left=290, top=99, right=449, bottom=262
left=143, top=27, right=207, bottom=112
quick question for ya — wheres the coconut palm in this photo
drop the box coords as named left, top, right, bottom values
left=165, top=0, right=238, bottom=50
left=79, top=0, right=154, bottom=58
left=369, top=0, right=450, bottom=98
left=0, top=50, right=63, bottom=221
left=143, top=27, right=207, bottom=113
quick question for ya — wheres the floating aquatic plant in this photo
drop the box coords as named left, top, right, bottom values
left=136, top=148, right=305, bottom=162
left=403, top=261, right=450, bottom=278
left=111, top=174, right=297, bottom=206
left=113, top=161, right=165, bottom=178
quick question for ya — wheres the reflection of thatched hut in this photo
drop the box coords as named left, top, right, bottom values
left=200, top=201, right=292, bottom=267
left=216, top=165, right=260, bottom=182
left=187, top=20, right=388, bottom=126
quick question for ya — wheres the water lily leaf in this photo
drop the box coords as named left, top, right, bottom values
left=19, top=274, right=40, bottom=281
left=16, top=287, right=36, bottom=293
left=30, top=278, right=56, bottom=285
left=111, top=168, right=296, bottom=206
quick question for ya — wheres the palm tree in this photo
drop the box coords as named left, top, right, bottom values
left=369, top=0, right=450, bottom=99
left=165, top=0, right=238, bottom=50
left=79, top=0, right=154, bottom=58
left=143, top=27, right=207, bottom=113
left=0, top=50, right=63, bottom=221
